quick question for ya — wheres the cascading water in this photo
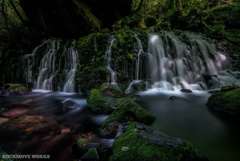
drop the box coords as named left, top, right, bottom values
left=36, top=40, right=58, bottom=90
left=63, top=45, right=79, bottom=92
left=105, top=35, right=119, bottom=89
left=126, top=31, right=240, bottom=93
left=25, top=40, right=79, bottom=92
left=135, top=34, right=144, bottom=80
left=147, top=31, right=240, bottom=90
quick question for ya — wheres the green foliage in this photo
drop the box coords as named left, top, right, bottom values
left=109, top=122, right=207, bottom=161
left=207, top=86, right=240, bottom=115
left=0, top=0, right=28, bottom=50
left=102, top=98, right=155, bottom=128
left=144, top=15, right=157, bottom=27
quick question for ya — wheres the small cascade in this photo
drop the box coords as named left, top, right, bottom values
left=36, top=40, right=58, bottom=90
left=24, top=40, right=79, bottom=92
left=63, top=45, right=79, bottom=92
left=105, top=35, right=119, bottom=89
left=135, top=34, right=144, bottom=80
left=115, top=124, right=123, bottom=138
left=23, top=42, right=48, bottom=83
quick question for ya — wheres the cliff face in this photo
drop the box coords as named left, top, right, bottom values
left=19, top=0, right=132, bottom=38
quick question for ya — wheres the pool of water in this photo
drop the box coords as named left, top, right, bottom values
left=139, top=90, right=240, bottom=161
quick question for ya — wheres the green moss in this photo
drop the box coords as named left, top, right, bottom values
left=82, top=148, right=98, bottom=160
left=87, top=89, right=111, bottom=114
left=102, top=98, right=155, bottom=128
left=4, top=84, right=31, bottom=93
left=109, top=123, right=207, bottom=161
left=99, top=83, right=125, bottom=98
left=207, top=86, right=240, bottom=115
left=77, top=138, right=88, bottom=151
left=113, top=28, right=129, bottom=46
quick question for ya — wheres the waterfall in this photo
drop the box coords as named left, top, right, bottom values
left=126, top=31, right=240, bottom=93
left=147, top=31, right=239, bottom=90
left=25, top=40, right=79, bottom=92
left=105, top=35, right=119, bottom=89
left=36, top=40, right=58, bottom=90
left=63, top=46, right=79, bottom=92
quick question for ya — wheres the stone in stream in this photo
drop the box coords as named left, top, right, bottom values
left=101, top=121, right=120, bottom=139
left=81, top=148, right=99, bottom=161
left=180, top=89, right=193, bottom=93
left=62, top=100, right=78, bottom=112
left=109, top=122, right=209, bottom=161
left=1, top=83, right=31, bottom=96
left=207, top=86, right=240, bottom=116
left=102, top=98, right=155, bottom=128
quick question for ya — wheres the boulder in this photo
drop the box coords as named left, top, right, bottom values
left=2, top=83, right=31, bottom=96
left=180, top=89, right=192, bottom=93
left=109, top=122, right=208, bottom=161
left=207, top=86, right=240, bottom=116
left=81, top=148, right=99, bottom=161
left=102, top=98, right=155, bottom=128
left=125, top=80, right=148, bottom=94
left=101, top=121, right=120, bottom=139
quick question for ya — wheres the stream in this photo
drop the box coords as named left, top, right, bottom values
left=0, top=90, right=239, bottom=161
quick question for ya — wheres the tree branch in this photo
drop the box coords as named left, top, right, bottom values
left=9, top=0, right=26, bottom=25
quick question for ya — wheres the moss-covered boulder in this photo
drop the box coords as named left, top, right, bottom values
left=77, top=138, right=88, bottom=152
left=81, top=148, right=99, bottom=161
left=206, top=86, right=240, bottom=115
left=87, top=89, right=113, bottom=114
left=2, top=83, right=31, bottom=96
left=109, top=122, right=208, bottom=161
left=99, top=83, right=125, bottom=98
left=102, top=98, right=155, bottom=128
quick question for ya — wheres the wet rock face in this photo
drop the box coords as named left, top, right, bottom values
left=101, top=121, right=120, bottom=139
left=19, top=0, right=132, bottom=38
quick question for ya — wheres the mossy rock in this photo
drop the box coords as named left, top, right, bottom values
left=99, top=83, right=125, bottom=98
left=220, top=86, right=239, bottom=93
left=102, top=98, right=155, bottom=128
left=77, top=138, right=88, bottom=152
left=2, top=83, right=31, bottom=95
left=87, top=89, right=112, bottom=114
left=109, top=122, right=208, bottom=161
left=81, top=148, right=99, bottom=161
left=207, top=86, right=240, bottom=115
